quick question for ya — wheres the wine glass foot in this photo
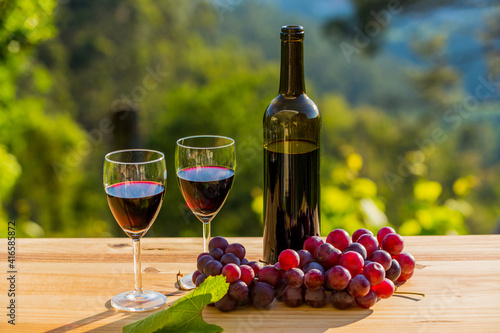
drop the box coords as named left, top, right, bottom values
left=177, top=273, right=196, bottom=290
left=111, top=290, right=167, bottom=312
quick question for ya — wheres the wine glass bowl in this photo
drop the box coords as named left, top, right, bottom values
left=175, top=135, right=236, bottom=289
left=104, top=149, right=167, bottom=312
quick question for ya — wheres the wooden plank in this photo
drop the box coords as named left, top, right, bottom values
left=0, top=236, right=499, bottom=332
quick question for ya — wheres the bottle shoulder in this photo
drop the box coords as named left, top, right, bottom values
left=264, top=94, right=320, bottom=119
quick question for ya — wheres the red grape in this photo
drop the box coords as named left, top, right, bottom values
left=394, top=251, right=415, bottom=274
left=279, top=249, right=300, bottom=271
left=251, top=282, right=275, bottom=308
left=385, top=259, right=402, bottom=282
left=352, top=228, right=373, bottom=242
left=305, top=287, right=326, bottom=308
left=357, top=234, right=379, bottom=257
left=209, top=236, right=229, bottom=252
left=215, top=293, right=236, bottom=312
left=197, top=252, right=209, bottom=261
left=221, top=253, right=240, bottom=266
left=315, top=243, right=341, bottom=269
left=348, top=274, right=371, bottom=298
left=222, top=263, right=241, bottom=283
left=304, top=268, right=325, bottom=290
left=197, top=255, right=215, bottom=274
left=331, top=290, right=355, bottom=309
left=339, top=251, right=364, bottom=276
left=372, top=278, right=395, bottom=299
left=258, top=265, right=281, bottom=287
left=326, top=229, right=351, bottom=251
left=344, top=242, right=367, bottom=260
left=369, top=250, right=392, bottom=271
left=239, top=265, right=255, bottom=286
left=297, top=249, right=313, bottom=269
left=228, top=280, right=249, bottom=301
left=363, top=262, right=385, bottom=286
left=241, top=257, right=249, bottom=265
left=303, top=236, right=324, bottom=256
left=247, top=261, right=262, bottom=275
left=284, top=267, right=304, bottom=288
left=208, top=248, right=224, bottom=261
left=382, top=233, right=404, bottom=256
left=282, top=285, right=303, bottom=307
left=325, top=266, right=351, bottom=290
left=225, top=243, right=246, bottom=260
left=195, top=273, right=207, bottom=287
left=396, top=270, right=414, bottom=282
left=204, top=259, right=223, bottom=276
left=302, top=261, right=325, bottom=275
left=377, top=226, right=396, bottom=245
left=355, top=289, right=378, bottom=309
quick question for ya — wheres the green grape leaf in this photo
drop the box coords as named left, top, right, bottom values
left=122, top=275, right=229, bottom=333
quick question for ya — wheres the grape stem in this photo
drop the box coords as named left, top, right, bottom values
left=394, top=287, right=425, bottom=297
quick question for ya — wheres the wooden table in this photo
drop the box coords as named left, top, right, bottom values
left=1, top=236, right=500, bottom=332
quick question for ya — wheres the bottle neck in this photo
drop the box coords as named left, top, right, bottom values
left=279, top=38, right=305, bottom=97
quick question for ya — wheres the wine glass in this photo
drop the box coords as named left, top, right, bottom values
left=175, top=135, right=236, bottom=290
left=104, top=149, right=167, bottom=312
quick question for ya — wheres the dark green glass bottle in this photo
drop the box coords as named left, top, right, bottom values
left=263, top=25, right=321, bottom=264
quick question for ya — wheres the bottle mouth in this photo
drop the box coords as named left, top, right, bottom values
left=281, top=25, right=304, bottom=40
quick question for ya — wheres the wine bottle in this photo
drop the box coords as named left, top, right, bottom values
left=263, top=25, right=321, bottom=264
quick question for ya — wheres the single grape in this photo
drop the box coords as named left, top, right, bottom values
left=369, top=250, right=392, bottom=271
left=284, top=267, right=304, bottom=288
left=197, top=252, right=209, bottom=261
left=297, top=249, right=313, bottom=269
left=339, top=251, right=364, bottom=276
left=282, top=286, right=303, bottom=307
left=331, top=290, right=355, bottom=309
left=385, top=259, right=402, bottom=282
left=225, top=243, right=246, bottom=260
left=352, top=228, right=373, bottom=243
left=304, top=268, right=325, bottom=290
left=192, top=270, right=201, bottom=285
left=247, top=261, right=262, bottom=276
left=364, top=260, right=373, bottom=266
left=316, top=243, right=342, bottom=269
left=355, top=289, right=378, bottom=309
left=208, top=248, right=224, bottom=261
left=377, top=226, right=396, bottom=245
left=195, top=273, right=207, bottom=287
left=305, top=287, right=326, bottom=308
left=394, top=251, right=415, bottom=274
left=363, top=262, right=385, bottom=286
left=222, top=263, right=241, bottom=283
left=204, top=259, right=223, bottom=276
left=302, top=261, right=325, bottom=275
left=251, top=282, right=274, bottom=308
left=209, top=236, right=229, bottom=252
left=303, top=236, right=324, bottom=257
left=258, top=265, right=281, bottom=287
left=372, top=278, right=395, bottom=299
left=221, top=253, right=240, bottom=266
left=357, top=234, right=379, bottom=257
left=396, top=270, right=414, bottom=282
left=197, top=255, right=215, bottom=274
left=274, top=279, right=287, bottom=301
left=382, top=233, right=404, bottom=256
left=228, top=280, right=249, bottom=301
left=239, top=265, right=255, bottom=286
left=241, top=258, right=249, bottom=265
left=348, top=274, right=371, bottom=298
left=344, top=243, right=367, bottom=260
left=215, top=293, right=236, bottom=312
left=325, top=266, right=351, bottom=290
left=236, top=293, right=251, bottom=308
left=279, top=249, right=300, bottom=271
left=326, top=229, right=351, bottom=251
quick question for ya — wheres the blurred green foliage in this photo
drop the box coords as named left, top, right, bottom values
left=1, top=0, right=500, bottom=238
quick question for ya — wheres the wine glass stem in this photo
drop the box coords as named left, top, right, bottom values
left=133, top=238, right=143, bottom=295
left=202, top=222, right=210, bottom=253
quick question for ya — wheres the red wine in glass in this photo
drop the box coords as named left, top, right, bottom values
left=177, top=166, right=234, bottom=218
left=106, top=181, right=165, bottom=237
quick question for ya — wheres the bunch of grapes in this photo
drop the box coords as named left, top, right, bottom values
left=195, top=227, right=415, bottom=312
left=275, top=227, right=416, bottom=309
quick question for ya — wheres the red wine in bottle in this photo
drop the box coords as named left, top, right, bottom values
left=263, top=25, right=321, bottom=264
